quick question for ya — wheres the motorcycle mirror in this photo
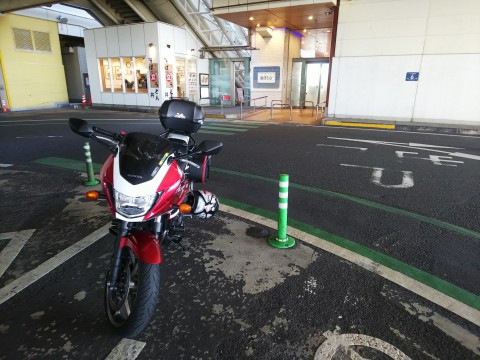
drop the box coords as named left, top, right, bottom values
left=197, top=140, right=223, bottom=155
left=69, top=118, right=93, bottom=138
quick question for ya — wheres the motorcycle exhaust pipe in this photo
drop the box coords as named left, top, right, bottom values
left=182, top=190, right=219, bottom=218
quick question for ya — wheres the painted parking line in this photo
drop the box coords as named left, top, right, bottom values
left=0, top=229, right=35, bottom=279
left=105, top=339, right=146, bottom=360
left=220, top=200, right=480, bottom=327
left=0, top=224, right=110, bottom=306
left=0, top=163, right=13, bottom=167
left=30, top=157, right=480, bottom=318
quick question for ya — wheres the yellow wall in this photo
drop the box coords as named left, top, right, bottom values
left=0, top=14, right=68, bottom=110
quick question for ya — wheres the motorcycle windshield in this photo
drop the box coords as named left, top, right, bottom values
left=119, top=132, right=174, bottom=185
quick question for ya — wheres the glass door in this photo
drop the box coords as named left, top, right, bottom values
left=290, top=59, right=329, bottom=107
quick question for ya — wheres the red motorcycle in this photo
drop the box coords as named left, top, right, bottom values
left=69, top=100, right=222, bottom=337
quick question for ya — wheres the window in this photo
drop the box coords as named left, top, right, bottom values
left=13, top=28, right=34, bottom=51
left=135, top=57, right=148, bottom=93
left=111, top=58, right=122, bottom=93
left=13, top=28, right=51, bottom=52
left=99, top=57, right=148, bottom=94
left=99, top=58, right=111, bottom=92
left=33, top=31, right=51, bottom=52
left=123, top=58, right=135, bottom=93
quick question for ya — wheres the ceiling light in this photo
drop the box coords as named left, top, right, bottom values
left=249, top=16, right=254, bottom=20
left=308, top=16, right=313, bottom=20
left=303, top=29, right=307, bottom=33
left=257, top=23, right=260, bottom=27
left=301, top=41, right=304, bottom=44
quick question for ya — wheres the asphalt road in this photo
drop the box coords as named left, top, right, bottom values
left=0, top=109, right=479, bottom=359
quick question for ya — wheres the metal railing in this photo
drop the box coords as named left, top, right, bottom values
left=240, top=96, right=268, bottom=119
left=271, top=100, right=292, bottom=121
left=316, top=102, right=326, bottom=125
left=199, top=95, right=233, bottom=115
left=300, top=101, right=315, bottom=117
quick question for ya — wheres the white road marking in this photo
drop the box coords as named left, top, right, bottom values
left=105, top=338, right=146, bottom=360
left=449, top=152, right=480, bottom=161
left=15, top=136, right=63, bottom=139
left=0, top=164, right=13, bottom=167
left=316, top=144, right=368, bottom=151
left=0, top=224, right=110, bottom=306
left=0, top=230, right=35, bottom=279
left=340, top=164, right=414, bottom=189
left=395, top=151, right=464, bottom=167
left=220, top=204, right=480, bottom=327
left=315, top=331, right=411, bottom=360
left=329, top=137, right=480, bottom=161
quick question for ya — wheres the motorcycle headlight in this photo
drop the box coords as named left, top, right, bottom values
left=113, top=190, right=160, bottom=218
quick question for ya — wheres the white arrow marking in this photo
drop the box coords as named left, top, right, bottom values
left=0, top=230, right=35, bottom=279
left=329, top=137, right=480, bottom=161
left=341, top=164, right=414, bottom=189
left=316, top=144, right=368, bottom=151
left=315, top=331, right=411, bottom=360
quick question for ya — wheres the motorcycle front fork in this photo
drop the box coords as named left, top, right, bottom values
left=108, top=220, right=129, bottom=290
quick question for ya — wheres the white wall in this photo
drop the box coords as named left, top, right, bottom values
left=250, top=29, right=286, bottom=103
left=329, top=0, right=480, bottom=124
left=84, top=21, right=203, bottom=107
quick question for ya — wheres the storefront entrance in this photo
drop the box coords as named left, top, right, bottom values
left=290, top=59, right=329, bottom=108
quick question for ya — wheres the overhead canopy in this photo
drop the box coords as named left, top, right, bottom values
left=0, top=0, right=250, bottom=57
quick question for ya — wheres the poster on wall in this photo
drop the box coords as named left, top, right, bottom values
left=199, top=73, right=209, bottom=86
left=188, top=72, right=197, bottom=93
left=149, top=63, right=159, bottom=89
left=165, top=64, right=173, bottom=89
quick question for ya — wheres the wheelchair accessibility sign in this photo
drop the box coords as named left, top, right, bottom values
left=405, top=72, right=419, bottom=81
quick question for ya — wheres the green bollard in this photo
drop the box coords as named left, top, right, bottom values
left=84, top=142, right=100, bottom=186
left=268, top=174, right=296, bottom=248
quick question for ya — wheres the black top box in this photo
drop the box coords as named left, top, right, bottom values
left=159, top=99, right=204, bottom=134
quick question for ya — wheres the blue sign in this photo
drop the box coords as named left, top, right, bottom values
left=406, top=72, right=419, bottom=81
left=253, top=66, right=280, bottom=89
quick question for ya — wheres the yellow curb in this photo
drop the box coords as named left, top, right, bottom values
left=205, top=114, right=226, bottom=119
left=325, top=121, right=395, bottom=130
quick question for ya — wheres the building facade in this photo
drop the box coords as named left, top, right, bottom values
left=0, top=13, right=68, bottom=111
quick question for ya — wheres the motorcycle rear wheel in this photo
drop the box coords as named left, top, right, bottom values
left=104, top=247, right=160, bottom=337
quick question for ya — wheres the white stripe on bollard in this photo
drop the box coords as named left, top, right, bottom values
left=278, top=203, right=288, bottom=209
left=279, top=181, right=289, bottom=187
left=279, top=192, right=288, bottom=198
left=86, top=159, right=92, bottom=163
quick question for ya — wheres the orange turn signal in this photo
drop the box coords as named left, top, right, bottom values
left=86, top=191, right=100, bottom=201
left=179, top=204, right=192, bottom=214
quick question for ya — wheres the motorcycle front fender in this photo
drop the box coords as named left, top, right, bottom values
left=120, top=231, right=162, bottom=264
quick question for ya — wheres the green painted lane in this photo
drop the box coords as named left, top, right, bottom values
left=204, top=122, right=259, bottom=129
left=198, top=130, right=235, bottom=135
left=211, top=167, right=480, bottom=241
left=31, top=156, right=480, bottom=310
left=201, top=126, right=249, bottom=132
left=220, top=197, right=480, bottom=312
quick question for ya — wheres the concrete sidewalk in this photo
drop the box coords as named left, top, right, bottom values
left=203, top=105, right=480, bottom=136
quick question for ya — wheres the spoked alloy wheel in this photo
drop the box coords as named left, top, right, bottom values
left=105, top=247, right=160, bottom=337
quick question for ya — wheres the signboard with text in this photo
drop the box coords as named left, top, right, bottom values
left=253, top=66, right=280, bottom=88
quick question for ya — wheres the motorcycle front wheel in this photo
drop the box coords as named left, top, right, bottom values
left=104, top=247, right=160, bottom=337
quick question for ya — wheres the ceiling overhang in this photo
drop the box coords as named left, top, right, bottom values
left=212, top=2, right=335, bottom=32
